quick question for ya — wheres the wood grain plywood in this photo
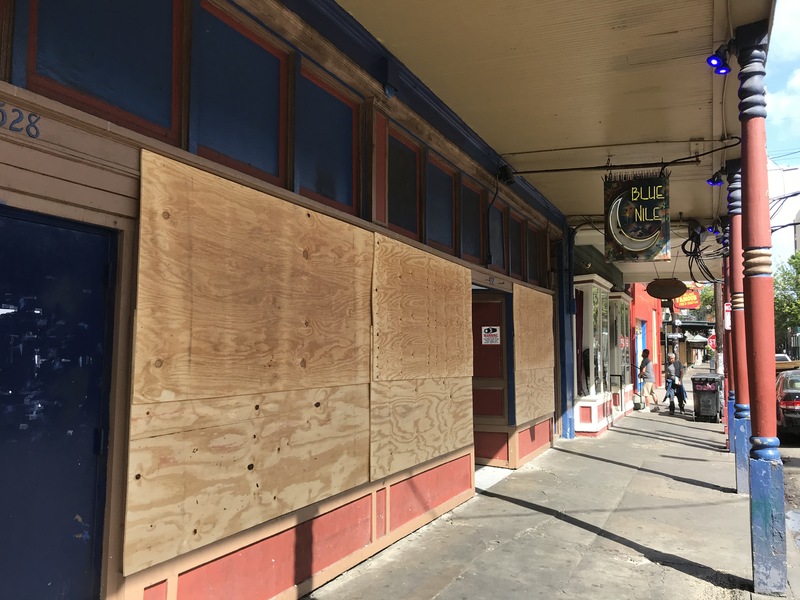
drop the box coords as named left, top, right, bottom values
left=513, top=284, right=554, bottom=371
left=123, top=383, right=369, bottom=574
left=370, top=377, right=472, bottom=480
left=513, top=284, right=555, bottom=424
left=372, top=234, right=472, bottom=381
left=514, top=368, right=555, bottom=425
left=135, top=151, right=373, bottom=403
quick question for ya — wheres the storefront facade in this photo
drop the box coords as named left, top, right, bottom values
left=0, top=1, right=567, bottom=598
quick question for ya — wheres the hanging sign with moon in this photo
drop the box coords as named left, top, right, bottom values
left=604, top=172, right=670, bottom=262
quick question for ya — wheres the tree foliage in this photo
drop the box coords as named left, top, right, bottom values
left=774, top=251, right=800, bottom=353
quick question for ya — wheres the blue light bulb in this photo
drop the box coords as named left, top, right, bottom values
left=715, top=64, right=730, bottom=75
left=707, top=55, right=722, bottom=67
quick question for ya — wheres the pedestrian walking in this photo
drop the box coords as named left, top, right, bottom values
left=673, top=354, right=687, bottom=414
left=638, top=349, right=659, bottom=411
left=665, top=353, right=678, bottom=415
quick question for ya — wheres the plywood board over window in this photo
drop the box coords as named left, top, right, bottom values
left=371, top=235, right=473, bottom=480
left=513, top=283, right=555, bottom=425
left=125, top=151, right=373, bottom=575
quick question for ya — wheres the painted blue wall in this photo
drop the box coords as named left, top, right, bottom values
left=558, top=229, right=576, bottom=438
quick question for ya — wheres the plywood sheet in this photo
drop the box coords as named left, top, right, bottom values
left=514, top=368, right=555, bottom=425
left=372, top=234, right=472, bottom=381
left=370, top=377, right=473, bottom=480
left=124, top=383, right=370, bottom=574
left=513, top=284, right=555, bottom=424
left=513, top=284, right=555, bottom=370
left=134, top=151, right=373, bottom=403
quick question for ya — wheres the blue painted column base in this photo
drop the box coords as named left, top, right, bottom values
left=749, top=437, right=787, bottom=596
left=734, top=403, right=751, bottom=495
left=727, top=393, right=735, bottom=453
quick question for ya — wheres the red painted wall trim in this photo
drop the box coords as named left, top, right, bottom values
left=518, top=419, right=551, bottom=459
left=177, top=495, right=372, bottom=600
left=389, top=455, right=472, bottom=531
left=579, top=406, right=592, bottom=423
left=375, top=488, right=387, bottom=539
left=143, top=581, right=168, bottom=600
left=473, top=431, right=508, bottom=461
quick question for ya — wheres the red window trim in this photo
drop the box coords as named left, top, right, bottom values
left=459, top=177, right=484, bottom=265
left=426, top=153, right=456, bottom=255
left=298, top=65, right=360, bottom=216
left=197, top=0, right=288, bottom=187
left=386, top=126, right=421, bottom=241
left=25, top=0, right=184, bottom=146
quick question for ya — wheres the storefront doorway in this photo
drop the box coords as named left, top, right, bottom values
left=0, top=207, right=116, bottom=599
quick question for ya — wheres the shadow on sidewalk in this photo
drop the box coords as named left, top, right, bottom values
left=479, top=488, right=751, bottom=592
left=553, top=447, right=735, bottom=494
left=610, top=425, right=726, bottom=452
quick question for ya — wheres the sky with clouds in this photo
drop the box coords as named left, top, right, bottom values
left=766, top=0, right=800, bottom=264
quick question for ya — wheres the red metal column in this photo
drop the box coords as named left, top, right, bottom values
left=737, top=20, right=786, bottom=595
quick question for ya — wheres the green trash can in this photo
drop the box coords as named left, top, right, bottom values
left=691, top=373, right=724, bottom=423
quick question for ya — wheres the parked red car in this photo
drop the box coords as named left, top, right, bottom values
left=777, top=369, right=800, bottom=435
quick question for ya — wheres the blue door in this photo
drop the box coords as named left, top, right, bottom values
left=0, top=207, right=116, bottom=599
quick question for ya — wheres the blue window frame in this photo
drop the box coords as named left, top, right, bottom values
left=189, top=1, right=286, bottom=185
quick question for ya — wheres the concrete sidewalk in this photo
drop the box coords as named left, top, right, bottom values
left=305, top=397, right=800, bottom=599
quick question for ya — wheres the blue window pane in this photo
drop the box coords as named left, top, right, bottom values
left=35, top=0, right=174, bottom=128
left=509, top=218, right=522, bottom=276
left=489, top=205, right=505, bottom=269
left=426, top=162, right=454, bottom=248
left=296, top=75, right=354, bottom=207
left=190, top=3, right=282, bottom=177
left=388, top=136, right=418, bottom=234
left=461, top=185, right=481, bottom=258
left=527, top=229, right=541, bottom=282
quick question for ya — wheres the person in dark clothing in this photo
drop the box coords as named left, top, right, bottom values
left=666, top=353, right=678, bottom=415
left=673, top=354, right=687, bottom=414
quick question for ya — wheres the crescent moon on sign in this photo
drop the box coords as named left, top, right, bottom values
left=607, top=196, right=661, bottom=252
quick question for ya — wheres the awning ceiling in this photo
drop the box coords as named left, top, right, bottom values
left=334, top=0, right=776, bottom=283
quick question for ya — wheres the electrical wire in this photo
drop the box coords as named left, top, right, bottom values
left=681, top=231, right=724, bottom=284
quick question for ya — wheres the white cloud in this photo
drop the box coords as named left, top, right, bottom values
left=769, top=0, right=800, bottom=65
left=767, top=68, right=800, bottom=136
